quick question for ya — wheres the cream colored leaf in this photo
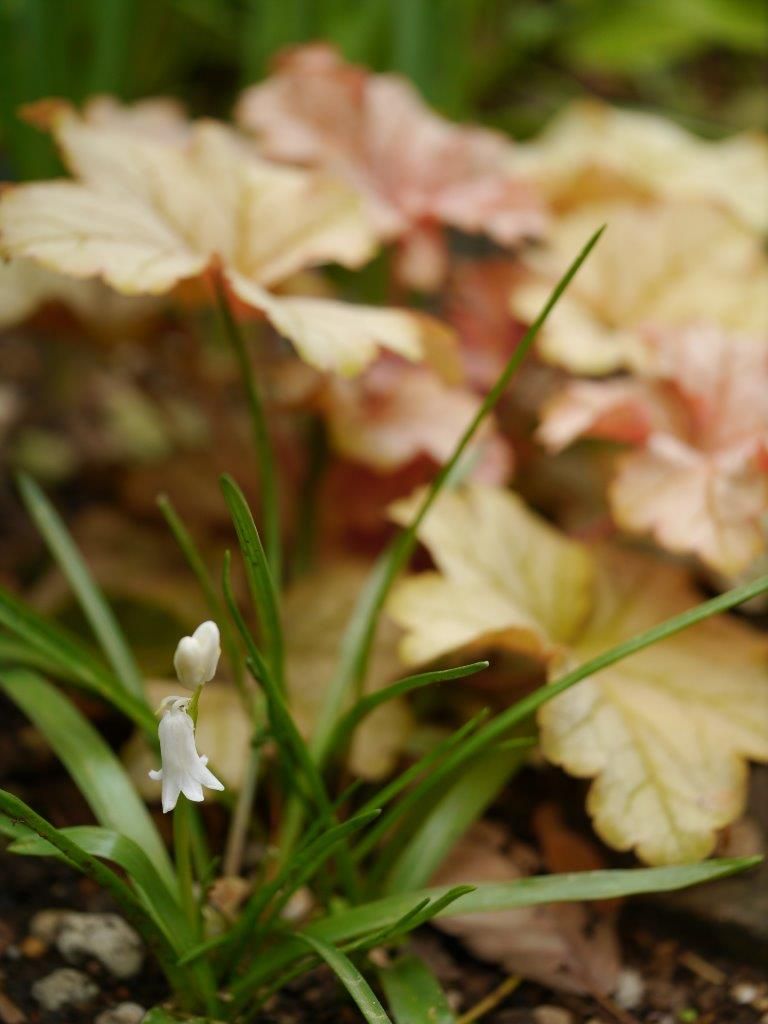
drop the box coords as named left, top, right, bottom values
left=512, top=200, right=768, bottom=375
left=0, top=105, right=376, bottom=298
left=283, top=561, right=411, bottom=780
left=516, top=99, right=768, bottom=232
left=228, top=273, right=446, bottom=375
left=539, top=549, right=768, bottom=864
left=388, top=485, right=594, bottom=665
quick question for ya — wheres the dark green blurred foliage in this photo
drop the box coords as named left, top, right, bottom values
left=1, top=0, right=765, bottom=180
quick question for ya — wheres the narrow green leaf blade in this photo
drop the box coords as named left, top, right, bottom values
left=311, top=227, right=605, bottom=766
left=9, top=826, right=189, bottom=948
left=220, top=474, right=284, bottom=688
left=0, top=668, right=173, bottom=887
left=17, top=473, right=145, bottom=699
left=232, top=858, right=760, bottom=996
left=296, top=933, right=393, bottom=1024
left=379, top=955, right=456, bottom=1024
left=330, top=661, right=489, bottom=753
left=0, top=789, right=182, bottom=985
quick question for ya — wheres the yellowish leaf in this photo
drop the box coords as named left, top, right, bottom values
left=516, top=99, right=768, bottom=233
left=228, top=274, right=439, bottom=376
left=539, top=549, right=768, bottom=864
left=283, top=561, right=411, bottom=780
left=512, top=200, right=768, bottom=375
left=0, top=101, right=451, bottom=374
left=387, top=485, right=594, bottom=665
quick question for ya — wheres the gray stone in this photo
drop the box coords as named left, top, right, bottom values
left=95, top=1002, right=147, bottom=1024
left=58, top=912, right=144, bottom=979
left=31, top=968, right=99, bottom=1012
left=31, top=910, right=144, bottom=978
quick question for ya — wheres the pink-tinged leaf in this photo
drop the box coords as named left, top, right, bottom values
left=236, top=45, right=546, bottom=288
left=432, top=822, right=621, bottom=995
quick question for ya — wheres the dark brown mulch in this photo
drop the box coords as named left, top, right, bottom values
left=1, top=846, right=767, bottom=1024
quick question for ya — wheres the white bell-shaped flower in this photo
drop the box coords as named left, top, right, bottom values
left=149, top=697, right=224, bottom=813
left=173, top=620, right=221, bottom=690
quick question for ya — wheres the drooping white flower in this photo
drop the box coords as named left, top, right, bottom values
left=173, top=620, right=221, bottom=690
left=149, top=697, right=224, bottom=813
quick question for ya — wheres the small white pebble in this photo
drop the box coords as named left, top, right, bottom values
left=732, top=982, right=759, bottom=1005
left=32, top=968, right=98, bottom=1012
left=95, top=1002, right=146, bottom=1024
left=534, top=1008, right=573, bottom=1024
left=614, top=967, right=645, bottom=1009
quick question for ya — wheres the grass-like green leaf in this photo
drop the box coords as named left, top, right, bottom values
left=379, top=955, right=456, bottom=1024
left=0, top=590, right=156, bottom=737
left=9, top=825, right=189, bottom=949
left=233, top=857, right=760, bottom=997
left=17, top=473, right=145, bottom=700
left=221, top=474, right=284, bottom=689
left=215, top=209, right=282, bottom=583
left=378, top=745, right=526, bottom=895
left=294, top=934, right=394, bottom=1024
left=352, top=709, right=492, bottom=863
left=0, top=667, right=173, bottom=888
left=327, top=661, right=489, bottom=756
left=310, top=227, right=605, bottom=768
left=378, top=569, right=768, bottom=830
left=0, top=789, right=184, bottom=988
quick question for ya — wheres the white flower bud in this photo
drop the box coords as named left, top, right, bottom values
left=173, top=621, right=221, bottom=690
left=149, top=697, right=224, bottom=813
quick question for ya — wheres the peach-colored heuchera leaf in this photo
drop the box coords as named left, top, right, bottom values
left=236, top=44, right=546, bottom=290
left=516, top=99, right=768, bottom=232
left=511, top=199, right=768, bottom=375
left=0, top=100, right=449, bottom=375
left=432, top=822, right=621, bottom=994
left=539, top=549, right=768, bottom=864
left=539, top=327, right=768, bottom=574
left=283, top=561, right=411, bottom=780
left=321, top=360, right=513, bottom=482
left=387, top=484, right=594, bottom=665
left=445, top=259, right=524, bottom=389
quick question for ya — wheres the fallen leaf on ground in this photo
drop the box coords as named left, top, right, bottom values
left=432, top=821, right=621, bottom=994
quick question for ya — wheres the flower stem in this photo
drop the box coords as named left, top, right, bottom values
left=222, top=740, right=262, bottom=878
left=173, top=799, right=199, bottom=929
left=214, top=277, right=282, bottom=585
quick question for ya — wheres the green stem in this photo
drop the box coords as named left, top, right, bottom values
left=222, top=741, right=261, bottom=878
left=214, top=278, right=282, bottom=585
left=173, top=799, right=198, bottom=930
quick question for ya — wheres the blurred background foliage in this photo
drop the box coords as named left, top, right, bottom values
left=1, top=0, right=765, bottom=180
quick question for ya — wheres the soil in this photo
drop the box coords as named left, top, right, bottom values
left=2, top=698, right=767, bottom=1024
left=1, top=843, right=767, bottom=1024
